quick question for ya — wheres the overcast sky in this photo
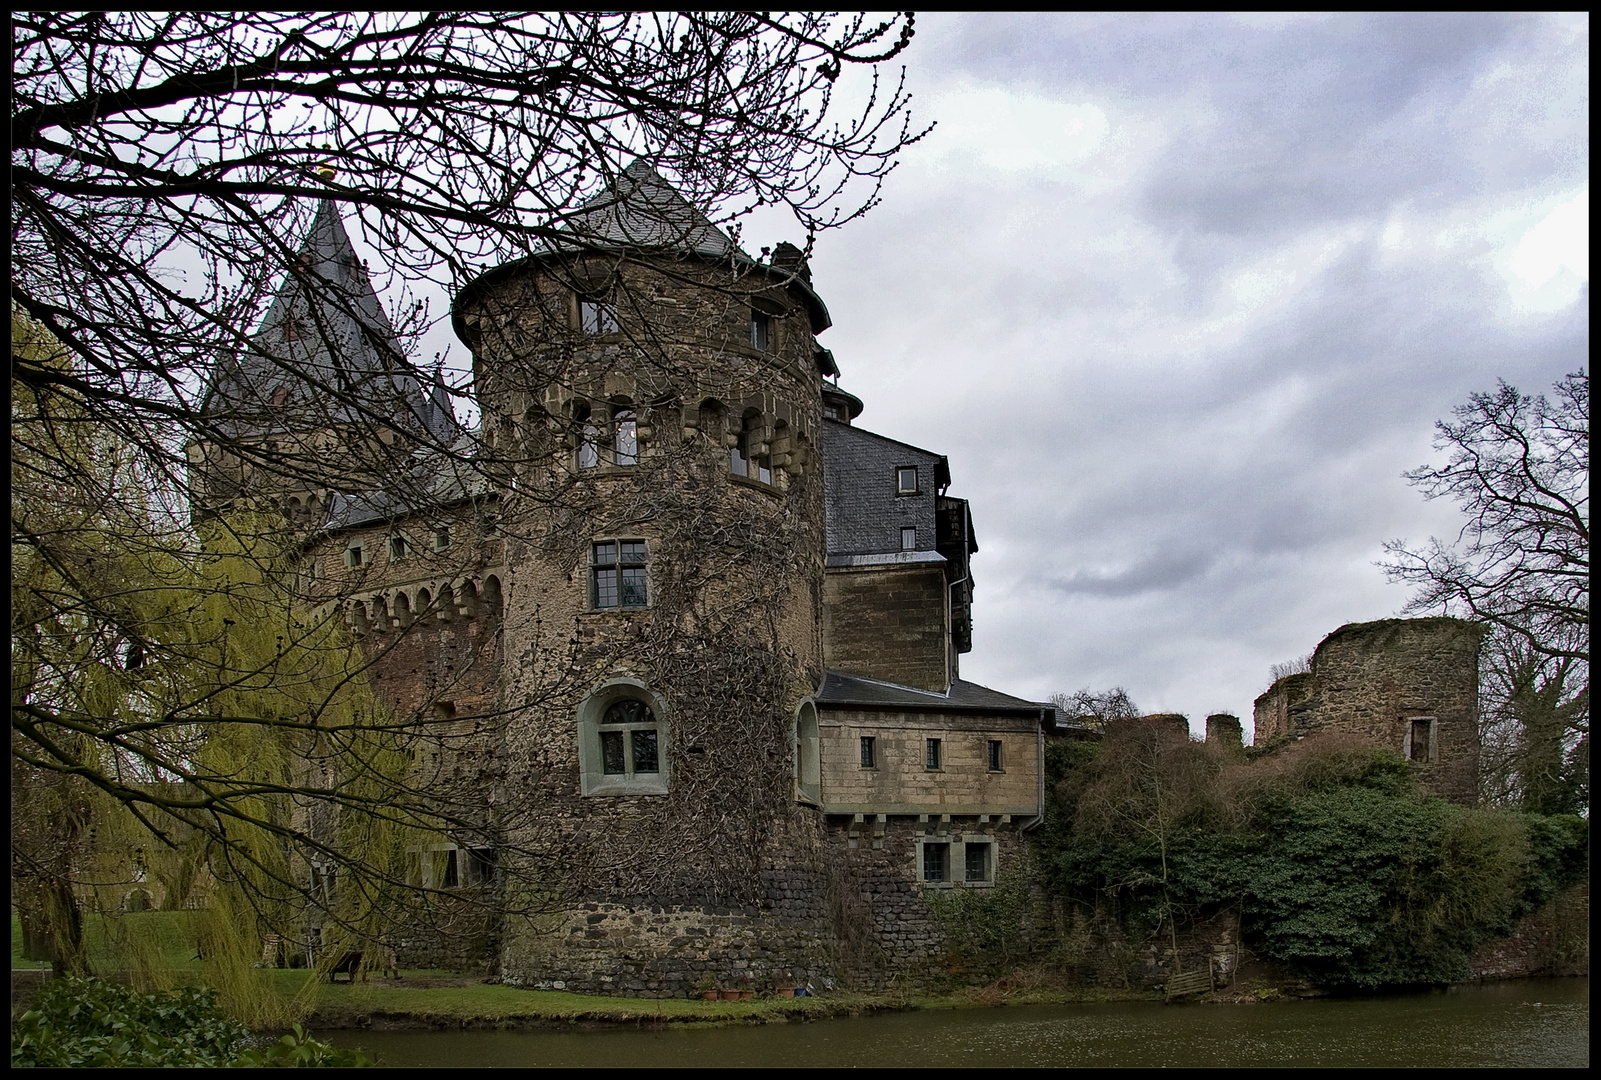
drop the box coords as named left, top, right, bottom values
left=759, top=12, right=1588, bottom=735
left=410, top=13, right=1586, bottom=739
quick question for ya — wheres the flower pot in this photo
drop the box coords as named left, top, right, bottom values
left=777, top=987, right=796, bottom=998
left=700, top=990, right=719, bottom=1001
left=719, top=989, right=741, bottom=1000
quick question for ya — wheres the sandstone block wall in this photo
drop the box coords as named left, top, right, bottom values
left=818, top=707, right=1040, bottom=816
left=822, top=564, right=950, bottom=692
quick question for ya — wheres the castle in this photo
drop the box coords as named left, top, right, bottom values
left=196, top=163, right=1055, bottom=993
left=195, top=165, right=1488, bottom=994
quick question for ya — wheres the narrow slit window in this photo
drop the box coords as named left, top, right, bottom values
left=860, top=736, right=876, bottom=769
left=925, top=737, right=942, bottom=770
left=613, top=409, right=638, bottom=466
left=988, top=740, right=1003, bottom=772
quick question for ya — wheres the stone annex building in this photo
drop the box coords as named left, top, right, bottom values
left=196, top=164, right=1057, bottom=993
left=196, top=165, right=1490, bottom=994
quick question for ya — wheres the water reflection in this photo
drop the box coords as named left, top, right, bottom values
left=322, top=977, right=1588, bottom=1069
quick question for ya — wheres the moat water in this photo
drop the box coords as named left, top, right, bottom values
left=320, top=976, right=1587, bottom=1068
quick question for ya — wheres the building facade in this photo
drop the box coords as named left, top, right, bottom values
left=199, top=164, right=1051, bottom=993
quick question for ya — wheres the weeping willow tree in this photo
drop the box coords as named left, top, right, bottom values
left=12, top=308, right=441, bottom=1025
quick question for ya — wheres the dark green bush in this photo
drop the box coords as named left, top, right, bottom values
left=11, top=977, right=371, bottom=1068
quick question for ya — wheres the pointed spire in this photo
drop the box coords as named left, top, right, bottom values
left=202, top=200, right=440, bottom=441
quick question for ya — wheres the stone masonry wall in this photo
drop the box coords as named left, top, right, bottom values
left=1252, top=618, right=1484, bottom=804
left=818, top=707, right=1040, bottom=815
left=822, top=564, right=950, bottom=693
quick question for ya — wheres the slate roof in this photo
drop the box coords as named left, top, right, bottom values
left=820, top=420, right=951, bottom=558
left=322, top=428, right=492, bottom=532
left=815, top=670, right=1050, bottom=716
left=203, top=199, right=455, bottom=443
left=453, top=161, right=831, bottom=339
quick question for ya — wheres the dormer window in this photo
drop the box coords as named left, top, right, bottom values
left=750, top=310, right=772, bottom=350
left=580, top=297, right=618, bottom=335
left=897, top=466, right=919, bottom=495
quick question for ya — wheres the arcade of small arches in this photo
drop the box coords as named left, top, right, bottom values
left=333, top=573, right=505, bottom=637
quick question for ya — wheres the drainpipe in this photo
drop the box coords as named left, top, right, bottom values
left=1021, top=709, right=1047, bottom=832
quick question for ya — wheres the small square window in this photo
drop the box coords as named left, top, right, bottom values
left=860, top=736, right=876, bottom=769
left=388, top=535, right=407, bottom=560
left=433, top=527, right=451, bottom=551
left=922, top=842, right=949, bottom=883
left=580, top=298, right=618, bottom=335
left=988, top=740, right=1004, bottom=772
left=750, top=310, right=772, bottom=350
left=901, top=526, right=917, bottom=550
left=925, top=737, right=942, bottom=771
left=345, top=544, right=363, bottom=568
left=896, top=466, right=919, bottom=494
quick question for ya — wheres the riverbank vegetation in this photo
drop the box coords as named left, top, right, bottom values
left=1032, top=722, right=1588, bottom=990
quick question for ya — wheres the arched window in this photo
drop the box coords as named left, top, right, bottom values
left=612, top=408, right=638, bottom=466
left=796, top=700, right=821, bottom=805
left=577, top=679, right=670, bottom=796
left=576, top=403, right=601, bottom=469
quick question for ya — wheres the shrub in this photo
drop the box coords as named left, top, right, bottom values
left=11, top=977, right=371, bottom=1068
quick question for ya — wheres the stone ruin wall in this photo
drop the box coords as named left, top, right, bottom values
left=1252, top=617, right=1485, bottom=804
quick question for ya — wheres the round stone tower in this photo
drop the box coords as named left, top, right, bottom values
left=451, top=163, right=839, bottom=994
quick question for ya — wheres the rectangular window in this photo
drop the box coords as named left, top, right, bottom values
left=925, top=737, right=942, bottom=770
left=859, top=736, right=876, bottom=769
left=466, top=848, right=497, bottom=887
left=897, top=466, right=919, bottom=494
left=923, top=842, right=949, bottom=883
left=592, top=540, right=648, bottom=609
left=965, top=843, right=991, bottom=883
left=388, top=534, right=407, bottom=560
left=442, top=849, right=459, bottom=889
left=345, top=544, right=363, bottom=568
left=988, top=740, right=1004, bottom=772
left=901, top=526, right=917, bottom=550
left=1407, top=717, right=1437, bottom=763
left=580, top=298, right=618, bottom=335
left=433, top=527, right=451, bottom=551
left=750, top=310, right=771, bottom=350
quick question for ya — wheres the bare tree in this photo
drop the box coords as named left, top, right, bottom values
left=11, top=13, right=928, bottom=983
left=1382, top=372, right=1588, bottom=812
left=1052, top=687, right=1142, bottom=732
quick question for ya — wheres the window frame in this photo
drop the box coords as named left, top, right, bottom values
left=344, top=543, right=363, bottom=568
left=590, top=539, right=649, bottom=610
left=925, top=737, right=942, bottom=771
left=859, top=735, right=877, bottom=769
left=577, top=678, right=670, bottom=797
left=750, top=309, right=772, bottom=350
left=579, top=296, right=618, bottom=336
left=988, top=739, right=1004, bottom=772
left=896, top=466, right=920, bottom=495
left=900, top=526, right=917, bottom=551
left=433, top=527, right=451, bottom=552
left=388, top=534, right=408, bottom=561
left=916, top=835, right=997, bottom=889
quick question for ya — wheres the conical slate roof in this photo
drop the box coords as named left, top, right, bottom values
left=203, top=200, right=455, bottom=442
left=555, top=160, right=751, bottom=260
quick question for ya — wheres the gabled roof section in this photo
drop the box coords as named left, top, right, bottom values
left=202, top=199, right=454, bottom=441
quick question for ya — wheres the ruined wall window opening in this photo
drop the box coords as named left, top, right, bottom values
left=900, top=526, right=917, bottom=551
left=580, top=296, right=618, bottom=335
left=988, top=740, right=1004, bottom=772
left=796, top=701, right=821, bottom=804
left=859, top=735, right=876, bottom=769
left=577, top=679, right=671, bottom=796
left=592, top=540, right=648, bottom=609
left=1404, top=716, right=1439, bottom=763
left=925, top=737, right=942, bottom=770
left=344, top=543, right=363, bottom=568
left=897, top=466, right=919, bottom=495
left=612, top=408, right=639, bottom=466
